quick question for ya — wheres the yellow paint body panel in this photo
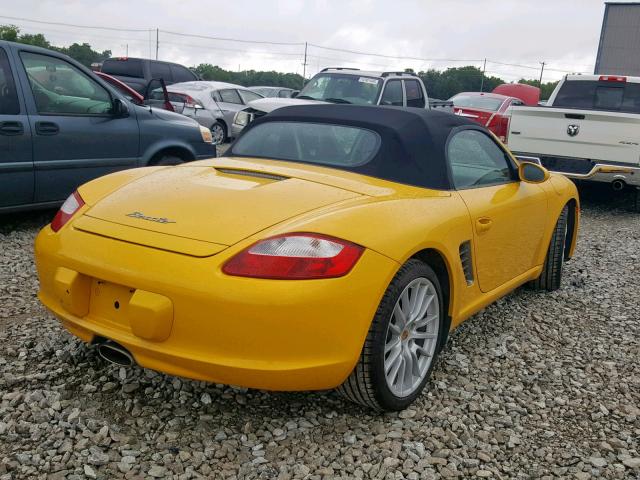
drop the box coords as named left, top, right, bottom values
left=35, top=157, right=579, bottom=390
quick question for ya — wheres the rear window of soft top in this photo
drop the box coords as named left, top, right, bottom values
left=231, top=121, right=381, bottom=168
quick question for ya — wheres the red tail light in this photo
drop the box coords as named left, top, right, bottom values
left=172, top=92, right=203, bottom=109
left=599, top=75, right=626, bottom=83
left=51, top=191, right=85, bottom=232
left=488, top=114, right=510, bottom=144
left=223, top=233, right=364, bottom=279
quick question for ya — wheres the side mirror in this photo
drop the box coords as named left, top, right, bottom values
left=291, top=91, right=299, bottom=98
left=519, top=162, right=549, bottom=183
left=111, top=98, right=129, bottom=118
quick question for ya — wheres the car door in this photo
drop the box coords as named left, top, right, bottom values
left=215, top=88, right=247, bottom=130
left=403, top=79, right=426, bottom=108
left=379, top=79, right=404, bottom=106
left=0, top=45, right=33, bottom=208
left=447, top=128, right=548, bottom=292
left=16, top=49, right=140, bottom=203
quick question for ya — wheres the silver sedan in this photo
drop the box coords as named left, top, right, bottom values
left=150, top=81, right=264, bottom=144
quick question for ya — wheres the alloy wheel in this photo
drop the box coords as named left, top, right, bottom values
left=383, top=277, right=440, bottom=397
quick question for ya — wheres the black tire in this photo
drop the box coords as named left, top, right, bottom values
left=528, top=205, right=568, bottom=292
left=153, top=155, right=183, bottom=166
left=210, top=121, right=227, bottom=145
left=337, top=259, right=445, bottom=411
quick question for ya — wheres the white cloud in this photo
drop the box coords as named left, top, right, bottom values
left=0, top=0, right=608, bottom=81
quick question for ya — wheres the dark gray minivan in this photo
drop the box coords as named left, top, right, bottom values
left=0, top=41, right=216, bottom=213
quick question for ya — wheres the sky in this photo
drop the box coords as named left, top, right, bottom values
left=0, top=0, right=615, bottom=82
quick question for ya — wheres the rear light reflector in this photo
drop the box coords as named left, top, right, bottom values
left=599, top=75, right=626, bottom=82
left=223, top=233, right=364, bottom=279
left=51, top=191, right=85, bottom=232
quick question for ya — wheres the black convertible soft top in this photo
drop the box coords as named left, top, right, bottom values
left=232, top=104, right=486, bottom=190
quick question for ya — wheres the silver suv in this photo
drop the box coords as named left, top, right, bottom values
left=233, top=68, right=448, bottom=137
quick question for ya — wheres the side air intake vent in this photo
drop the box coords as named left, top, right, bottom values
left=459, top=241, right=474, bottom=286
left=215, top=168, right=288, bottom=181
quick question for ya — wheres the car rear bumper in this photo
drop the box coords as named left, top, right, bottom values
left=35, top=224, right=398, bottom=391
left=514, top=154, right=640, bottom=187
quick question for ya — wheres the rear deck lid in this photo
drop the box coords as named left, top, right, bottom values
left=79, top=165, right=360, bottom=253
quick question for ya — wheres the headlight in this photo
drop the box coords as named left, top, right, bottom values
left=199, top=125, right=213, bottom=143
left=234, top=111, right=251, bottom=127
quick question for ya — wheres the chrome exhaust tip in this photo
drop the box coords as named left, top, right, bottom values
left=612, top=179, right=626, bottom=191
left=97, top=340, right=134, bottom=367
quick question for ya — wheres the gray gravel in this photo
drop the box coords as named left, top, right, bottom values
left=0, top=184, right=639, bottom=479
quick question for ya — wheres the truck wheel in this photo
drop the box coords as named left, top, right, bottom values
left=337, top=260, right=444, bottom=411
left=153, top=155, right=183, bottom=166
left=210, top=122, right=226, bottom=145
left=528, top=206, right=568, bottom=292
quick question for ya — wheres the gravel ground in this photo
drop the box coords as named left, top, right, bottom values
left=0, top=184, right=638, bottom=480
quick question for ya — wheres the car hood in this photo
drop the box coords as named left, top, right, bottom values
left=140, top=103, right=200, bottom=126
left=246, top=97, right=327, bottom=113
left=77, top=160, right=362, bottom=256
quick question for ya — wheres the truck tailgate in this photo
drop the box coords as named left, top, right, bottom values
left=508, top=107, right=640, bottom=166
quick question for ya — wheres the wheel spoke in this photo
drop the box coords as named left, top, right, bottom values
left=393, top=304, right=407, bottom=329
left=385, top=346, right=402, bottom=375
left=408, top=346, right=421, bottom=377
left=385, top=338, right=401, bottom=354
left=413, top=312, right=438, bottom=329
left=411, top=293, right=434, bottom=327
left=409, top=285, right=428, bottom=321
left=396, top=355, right=407, bottom=394
left=410, top=330, right=438, bottom=340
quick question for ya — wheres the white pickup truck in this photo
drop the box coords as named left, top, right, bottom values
left=507, top=74, right=640, bottom=204
left=231, top=68, right=452, bottom=137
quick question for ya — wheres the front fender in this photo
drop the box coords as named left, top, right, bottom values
left=139, top=139, right=198, bottom=166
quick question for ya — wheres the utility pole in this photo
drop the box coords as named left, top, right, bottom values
left=302, top=42, right=308, bottom=89
left=479, top=58, right=487, bottom=92
left=155, top=28, right=159, bottom=60
left=126, top=44, right=128, bottom=56
left=539, top=61, right=546, bottom=86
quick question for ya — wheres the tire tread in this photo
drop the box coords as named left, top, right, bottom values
left=529, top=206, right=568, bottom=292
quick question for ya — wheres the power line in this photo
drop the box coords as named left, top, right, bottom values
left=160, top=30, right=304, bottom=47
left=308, top=43, right=482, bottom=63
left=160, top=39, right=303, bottom=58
left=0, top=14, right=149, bottom=32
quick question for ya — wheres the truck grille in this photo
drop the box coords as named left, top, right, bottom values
left=539, top=156, right=594, bottom=175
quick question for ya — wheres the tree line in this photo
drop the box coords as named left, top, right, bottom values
left=1, top=25, right=559, bottom=99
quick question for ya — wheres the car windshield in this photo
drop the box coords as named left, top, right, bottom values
left=231, top=121, right=380, bottom=167
left=299, top=73, right=382, bottom=105
left=451, top=95, right=504, bottom=112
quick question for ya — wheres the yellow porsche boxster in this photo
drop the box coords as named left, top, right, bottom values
left=35, top=105, right=579, bottom=411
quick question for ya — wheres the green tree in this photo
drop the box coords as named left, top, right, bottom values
left=194, top=63, right=303, bottom=89
left=0, top=25, right=110, bottom=67
left=418, top=66, right=504, bottom=100
left=61, top=43, right=111, bottom=67
left=517, top=78, right=559, bottom=100
left=0, top=25, right=19, bottom=42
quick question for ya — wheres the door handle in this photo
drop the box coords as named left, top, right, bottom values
left=476, top=217, right=493, bottom=234
left=35, top=121, right=60, bottom=136
left=0, top=121, right=24, bottom=136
